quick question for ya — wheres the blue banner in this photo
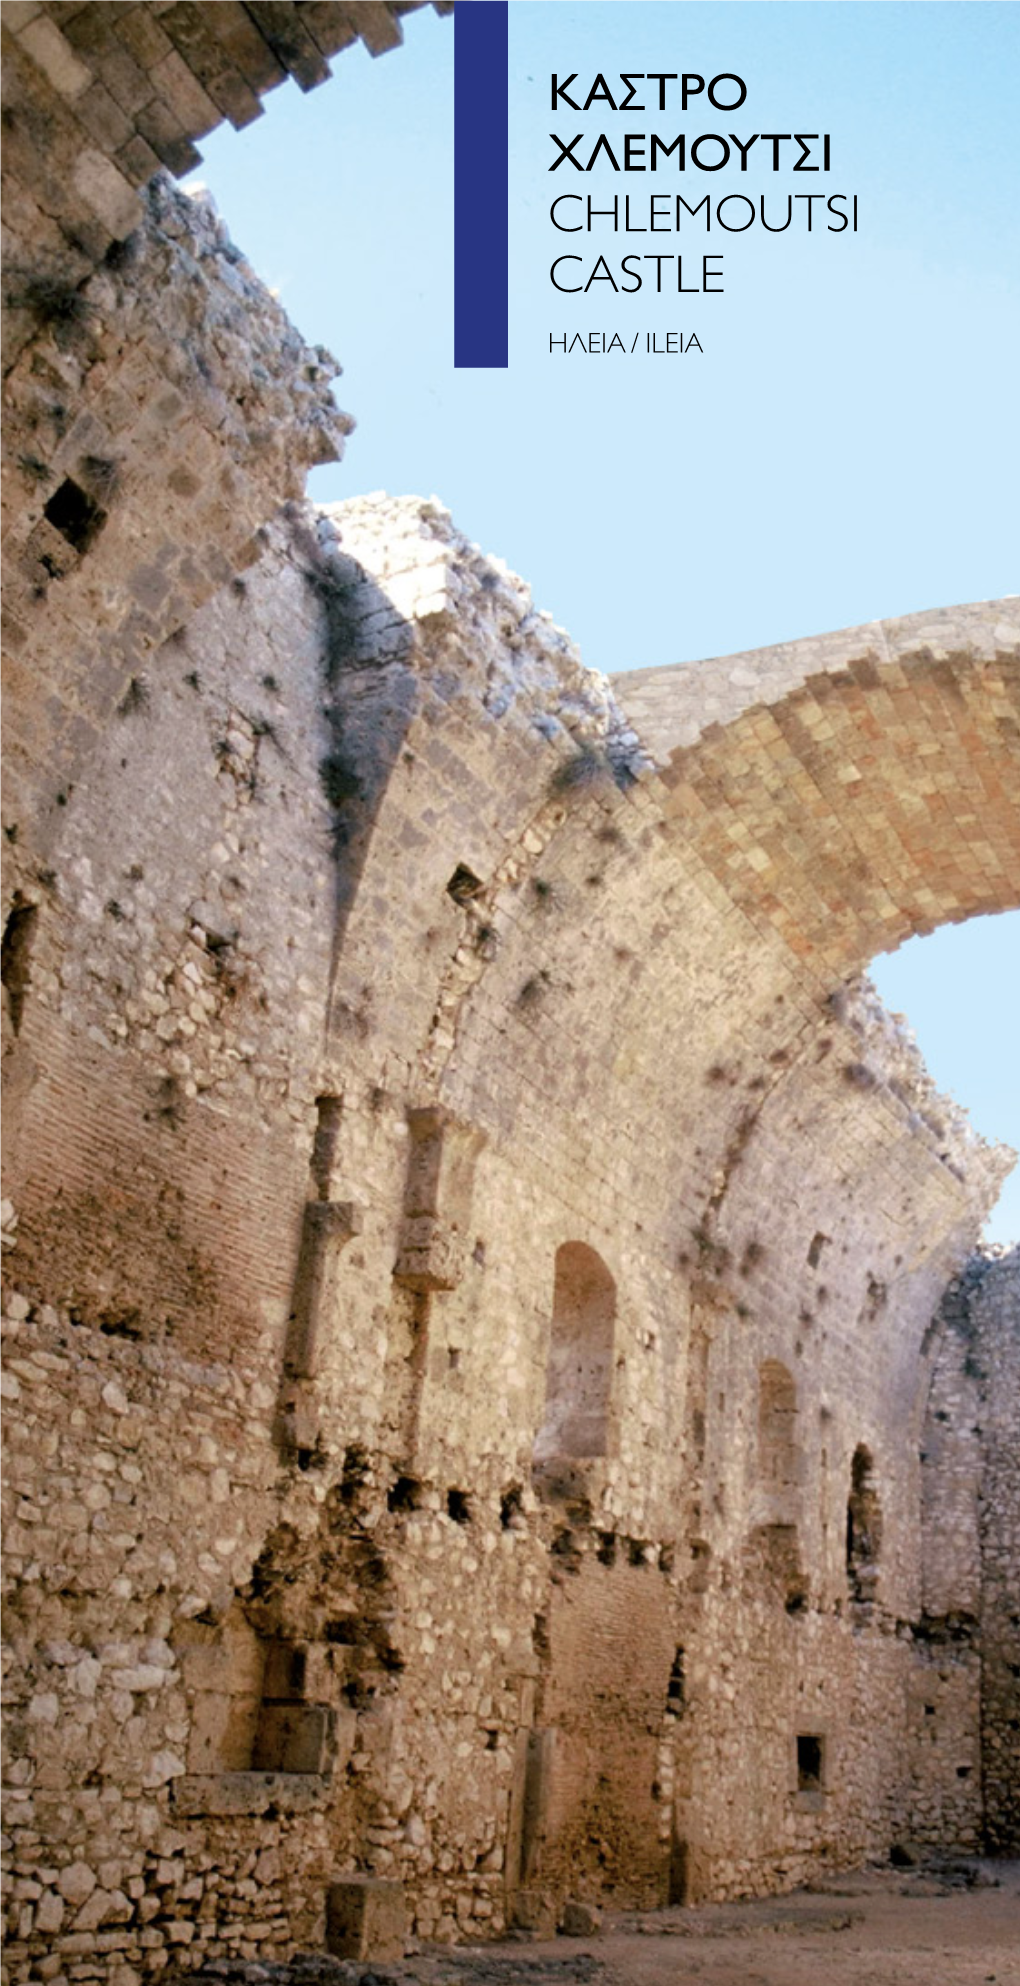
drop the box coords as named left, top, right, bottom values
left=455, top=1, right=509, bottom=368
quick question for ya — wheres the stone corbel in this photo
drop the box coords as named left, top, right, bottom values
left=392, top=1213, right=466, bottom=1293
left=391, top=1104, right=486, bottom=1294
left=286, top=1198, right=364, bottom=1382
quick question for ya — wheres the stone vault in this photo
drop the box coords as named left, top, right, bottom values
left=2, top=2, right=1019, bottom=1974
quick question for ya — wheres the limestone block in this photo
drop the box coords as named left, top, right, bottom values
left=34, top=1888, right=65, bottom=1935
left=57, top=1863, right=97, bottom=1906
left=325, top=1875, right=406, bottom=1961
left=560, top=1899, right=602, bottom=1936
left=286, top=1197, right=364, bottom=1377
left=71, top=147, right=140, bottom=238
left=185, top=1689, right=261, bottom=1773
left=252, top=1702, right=335, bottom=1775
left=511, top=1888, right=559, bottom=1937
left=17, top=16, right=93, bottom=99
left=392, top=1215, right=465, bottom=1292
left=171, top=1770, right=331, bottom=1817
left=142, top=1750, right=185, bottom=1788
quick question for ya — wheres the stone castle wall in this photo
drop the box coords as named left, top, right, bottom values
left=3, top=485, right=1018, bottom=1974
left=1, top=175, right=350, bottom=933
left=2, top=5, right=1020, bottom=1976
left=918, top=1251, right=1020, bottom=1854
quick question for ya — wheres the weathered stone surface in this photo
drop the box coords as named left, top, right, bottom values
left=172, top=1772, right=333, bottom=1817
left=615, top=599, right=1020, bottom=978
left=0, top=1, right=447, bottom=342
left=1, top=176, right=353, bottom=918
left=326, top=1876, right=407, bottom=1961
left=1, top=7, right=1018, bottom=1977
left=57, top=1862, right=97, bottom=1906
left=919, top=1251, right=1020, bottom=1853
left=560, top=1900, right=603, bottom=1937
left=0, top=496, right=1017, bottom=1964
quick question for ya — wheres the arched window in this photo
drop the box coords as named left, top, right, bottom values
left=758, top=1359, right=799, bottom=1492
left=533, top=1243, right=616, bottom=1474
left=846, top=1443, right=882, bottom=1600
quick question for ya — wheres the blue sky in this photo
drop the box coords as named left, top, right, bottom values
left=184, top=1, right=1018, bottom=1239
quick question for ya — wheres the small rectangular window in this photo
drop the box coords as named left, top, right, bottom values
left=797, top=1733, right=824, bottom=1792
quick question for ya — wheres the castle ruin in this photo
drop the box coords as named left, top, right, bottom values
left=2, top=5, right=1018, bottom=1975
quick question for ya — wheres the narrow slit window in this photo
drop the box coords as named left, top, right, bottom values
left=796, top=1733, right=824, bottom=1792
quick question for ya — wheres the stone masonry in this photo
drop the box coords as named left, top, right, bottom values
left=2, top=4, right=1020, bottom=1979
left=2, top=1, right=450, bottom=373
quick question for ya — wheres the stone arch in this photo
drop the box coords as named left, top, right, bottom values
left=533, top=1243, right=616, bottom=1484
left=846, top=1442, right=883, bottom=1601
left=616, top=604, right=1020, bottom=980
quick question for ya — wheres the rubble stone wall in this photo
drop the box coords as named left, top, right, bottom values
left=919, top=1250, right=1020, bottom=1853
left=1, top=0, right=450, bottom=934
left=1, top=177, right=350, bottom=929
left=3, top=487, right=1019, bottom=1976
left=2, top=16, right=1020, bottom=1969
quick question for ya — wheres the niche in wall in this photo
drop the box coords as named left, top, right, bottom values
left=176, top=1607, right=338, bottom=1778
left=747, top=1362, right=809, bottom=1607
left=847, top=1443, right=882, bottom=1602
left=533, top=1242, right=616, bottom=1496
left=758, top=1358, right=799, bottom=1496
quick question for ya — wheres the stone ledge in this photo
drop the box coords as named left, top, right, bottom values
left=172, top=1770, right=331, bottom=1817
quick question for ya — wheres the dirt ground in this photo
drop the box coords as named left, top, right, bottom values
left=411, top=1863, right=1020, bottom=1986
